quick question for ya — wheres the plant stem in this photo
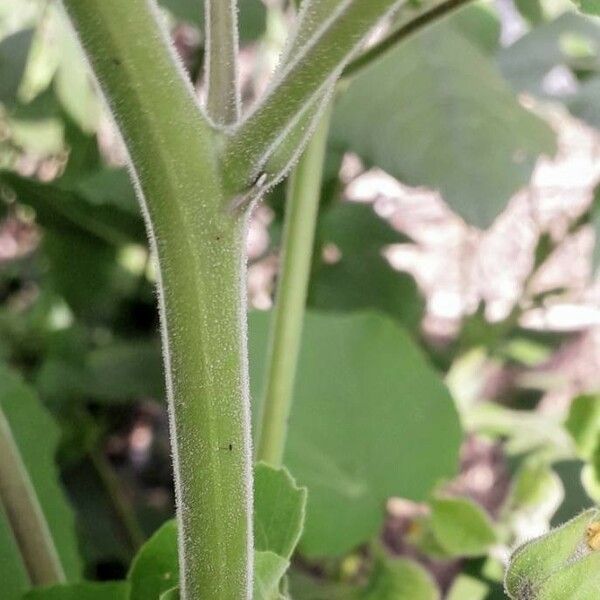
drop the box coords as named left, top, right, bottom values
left=0, top=406, right=64, bottom=586
left=89, top=447, right=145, bottom=555
left=256, top=103, right=333, bottom=466
left=343, top=0, right=475, bottom=78
left=205, top=0, right=240, bottom=125
left=62, top=1, right=252, bottom=598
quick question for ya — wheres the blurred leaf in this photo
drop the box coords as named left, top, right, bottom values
left=569, top=77, right=600, bottom=135
left=514, top=0, right=545, bottom=25
left=0, top=364, right=82, bottom=580
left=449, top=4, right=501, bottom=55
left=0, top=172, right=145, bottom=246
left=505, top=462, right=564, bottom=533
left=0, top=29, right=33, bottom=107
left=309, top=203, right=423, bottom=331
left=288, top=570, right=358, bottom=600
left=128, top=520, right=178, bottom=600
left=573, top=0, right=600, bottom=15
left=254, top=462, right=307, bottom=560
left=249, top=311, right=462, bottom=557
left=499, top=12, right=600, bottom=98
left=553, top=460, right=594, bottom=525
left=360, top=556, right=439, bottom=600
left=159, top=588, right=178, bottom=600
left=22, top=582, right=129, bottom=599
left=565, top=394, right=600, bottom=459
left=446, top=574, right=489, bottom=600
left=254, top=551, right=289, bottom=600
left=429, top=496, right=497, bottom=557
left=506, top=509, right=599, bottom=599
left=332, top=26, right=555, bottom=227
left=159, top=0, right=266, bottom=41
left=0, top=502, right=29, bottom=600
left=84, top=339, right=165, bottom=403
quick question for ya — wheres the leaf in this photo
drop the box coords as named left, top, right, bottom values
left=0, top=364, right=82, bottom=581
left=254, top=463, right=307, bottom=560
left=499, top=12, right=600, bottom=99
left=429, top=496, right=497, bottom=557
left=514, top=0, right=545, bottom=25
left=249, top=311, right=462, bottom=557
left=309, top=203, right=423, bottom=331
left=446, top=575, right=489, bottom=600
left=449, top=4, right=501, bottom=55
left=128, top=520, right=179, bottom=600
left=573, top=0, right=600, bottom=15
left=0, top=29, right=34, bottom=107
left=254, top=551, right=289, bottom=600
left=331, top=26, right=555, bottom=228
left=360, top=556, right=439, bottom=600
left=84, top=339, right=165, bottom=403
left=505, top=508, right=598, bottom=599
left=565, top=395, right=600, bottom=459
left=22, top=582, right=130, bottom=599
left=159, top=588, right=179, bottom=600
left=536, top=550, right=600, bottom=600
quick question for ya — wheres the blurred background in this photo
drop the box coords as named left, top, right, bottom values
left=4, top=0, right=600, bottom=598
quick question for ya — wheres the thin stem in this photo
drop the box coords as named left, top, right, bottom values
left=89, top=447, right=145, bottom=554
left=222, top=0, right=404, bottom=195
left=62, top=1, right=252, bottom=598
left=256, top=103, right=333, bottom=466
left=0, top=406, right=64, bottom=586
left=343, top=0, right=475, bottom=78
left=205, top=0, right=240, bottom=125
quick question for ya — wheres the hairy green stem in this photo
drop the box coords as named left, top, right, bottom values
left=343, top=0, right=475, bottom=78
left=256, top=104, right=333, bottom=466
left=0, top=407, right=64, bottom=586
left=205, top=0, right=240, bottom=125
left=61, top=1, right=252, bottom=598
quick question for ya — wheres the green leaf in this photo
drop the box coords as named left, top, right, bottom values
left=254, top=551, right=289, bottom=600
left=0, top=364, right=82, bottom=581
left=332, top=26, right=555, bottom=228
left=249, top=311, right=462, bottom=557
left=254, top=463, right=307, bottom=560
left=128, top=521, right=179, bottom=600
left=536, top=550, right=600, bottom=599
left=23, top=582, right=130, bottom=599
left=449, top=4, right=501, bottom=55
left=506, top=508, right=599, bottom=599
left=566, top=394, right=600, bottom=459
left=309, top=203, right=423, bottom=331
left=159, top=588, right=178, bottom=600
left=446, top=575, right=489, bottom=600
left=514, top=0, right=545, bottom=25
left=0, top=29, right=33, bottom=107
left=573, top=0, right=600, bottom=15
left=360, top=556, right=439, bottom=600
left=429, top=496, right=497, bottom=557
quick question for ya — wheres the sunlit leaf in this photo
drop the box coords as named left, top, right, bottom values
left=332, top=26, right=555, bottom=227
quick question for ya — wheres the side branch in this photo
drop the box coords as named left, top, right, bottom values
left=205, top=0, right=241, bottom=125
left=344, top=0, right=476, bottom=78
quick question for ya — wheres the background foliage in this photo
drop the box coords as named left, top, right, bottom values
left=3, top=0, right=600, bottom=598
